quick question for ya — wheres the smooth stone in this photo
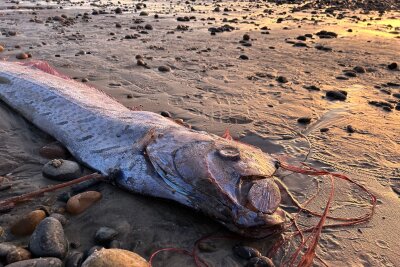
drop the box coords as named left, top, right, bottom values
left=49, top=213, right=68, bottom=226
left=81, top=249, right=148, bottom=267
left=297, top=117, right=311, bottom=124
left=39, top=143, right=69, bottom=159
left=66, top=191, right=102, bottom=215
left=0, top=45, right=4, bottom=52
left=326, top=90, right=347, bottom=101
left=6, top=247, right=31, bottom=264
left=29, top=217, right=67, bottom=258
left=5, top=258, right=62, bottom=267
left=65, top=251, right=84, bottom=267
left=16, top=53, right=28, bottom=60
left=11, top=210, right=46, bottom=236
left=94, top=227, right=118, bottom=245
left=233, top=245, right=261, bottom=260
left=42, top=159, right=81, bottom=181
left=158, top=66, right=171, bottom=72
left=0, top=244, right=17, bottom=258
left=246, top=256, right=275, bottom=267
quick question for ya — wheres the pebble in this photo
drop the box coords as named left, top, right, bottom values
left=160, top=111, right=171, bottom=118
left=66, top=191, right=102, bottom=215
left=94, top=227, right=118, bottom=245
left=276, top=76, right=288, bottom=83
left=243, top=34, right=250, bottom=41
left=42, top=159, right=81, bottom=181
left=6, top=247, right=31, bottom=264
left=158, top=66, right=171, bottom=72
left=39, top=142, right=69, bottom=159
left=320, top=127, right=329, bottom=132
left=29, top=217, right=67, bottom=258
left=246, top=256, right=275, bottom=267
left=81, top=249, right=148, bottom=267
left=326, top=90, right=347, bottom=101
left=16, top=53, right=29, bottom=60
left=353, top=66, right=366, bottom=73
left=49, top=213, right=68, bottom=226
left=388, top=62, right=398, bottom=70
left=5, top=258, right=62, bottom=267
left=0, top=45, right=4, bottom=52
left=0, top=243, right=17, bottom=258
left=65, top=251, right=84, bottom=267
left=304, top=85, right=320, bottom=91
left=297, top=117, right=312, bottom=124
left=232, top=245, right=261, bottom=260
left=11, top=210, right=46, bottom=236
left=239, top=55, right=249, bottom=60
left=346, top=125, right=356, bottom=133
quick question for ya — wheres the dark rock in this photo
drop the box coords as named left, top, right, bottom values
left=304, top=85, right=320, bottom=91
left=239, top=55, right=249, bottom=60
left=108, top=240, right=122, bottom=249
left=94, top=227, right=118, bottom=245
left=297, top=117, right=312, bottom=124
left=346, top=125, right=356, bottom=133
left=16, top=53, right=29, bottom=60
left=158, top=66, right=171, bottom=72
left=65, top=251, right=84, bottom=267
left=246, top=256, right=275, bottom=267
left=144, top=24, right=153, bottom=30
left=320, top=128, right=329, bottom=132
left=315, top=44, right=332, bottom=51
left=160, top=111, right=171, bottom=118
left=276, top=76, right=288, bottom=83
left=316, top=30, right=337, bottom=38
left=49, top=213, right=68, bottom=226
left=232, top=245, right=261, bottom=260
left=5, top=258, right=62, bottom=267
left=296, top=35, right=306, bottom=41
left=393, top=93, right=400, bottom=99
left=29, top=217, right=67, bottom=259
left=243, top=34, right=250, bottom=41
left=139, top=11, right=148, bottom=16
left=344, top=71, right=357, bottom=77
left=115, top=7, right=122, bottom=14
left=353, top=66, right=366, bottom=73
left=42, top=159, right=81, bottom=181
left=388, top=62, right=398, bottom=70
left=326, top=90, right=347, bottom=101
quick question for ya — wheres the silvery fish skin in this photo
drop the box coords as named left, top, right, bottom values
left=0, top=61, right=285, bottom=237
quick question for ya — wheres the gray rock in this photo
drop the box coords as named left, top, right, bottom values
left=0, top=243, right=16, bottom=258
left=5, top=258, right=62, bottom=267
left=49, top=213, right=68, bottom=226
left=42, top=159, right=81, bottom=181
left=29, top=217, right=67, bottom=258
left=94, top=227, right=118, bottom=245
left=65, top=251, right=84, bottom=267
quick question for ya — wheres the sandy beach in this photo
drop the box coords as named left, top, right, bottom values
left=0, top=0, right=399, bottom=266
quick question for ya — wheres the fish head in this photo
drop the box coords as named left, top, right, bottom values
left=146, top=129, right=285, bottom=238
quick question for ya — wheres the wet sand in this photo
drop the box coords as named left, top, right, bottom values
left=0, top=0, right=400, bottom=266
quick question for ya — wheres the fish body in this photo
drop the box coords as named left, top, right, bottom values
left=0, top=61, right=285, bottom=237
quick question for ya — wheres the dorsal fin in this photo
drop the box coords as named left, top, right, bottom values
left=22, top=61, right=69, bottom=79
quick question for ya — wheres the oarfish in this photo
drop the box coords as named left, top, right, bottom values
left=0, top=61, right=285, bottom=238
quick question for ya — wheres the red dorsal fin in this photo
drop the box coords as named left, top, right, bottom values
left=222, top=128, right=233, bottom=141
left=22, top=61, right=69, bottom=79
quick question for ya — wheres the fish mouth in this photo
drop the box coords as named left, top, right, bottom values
left=229, top=175, right=285, bottom=238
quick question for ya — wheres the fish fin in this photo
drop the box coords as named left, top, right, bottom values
left=222, top=128, right=233, bottom=140
left=22, top=60, right=69, bottom=79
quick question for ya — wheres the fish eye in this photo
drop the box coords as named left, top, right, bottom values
left=217, top=146, right=240, bottom=160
